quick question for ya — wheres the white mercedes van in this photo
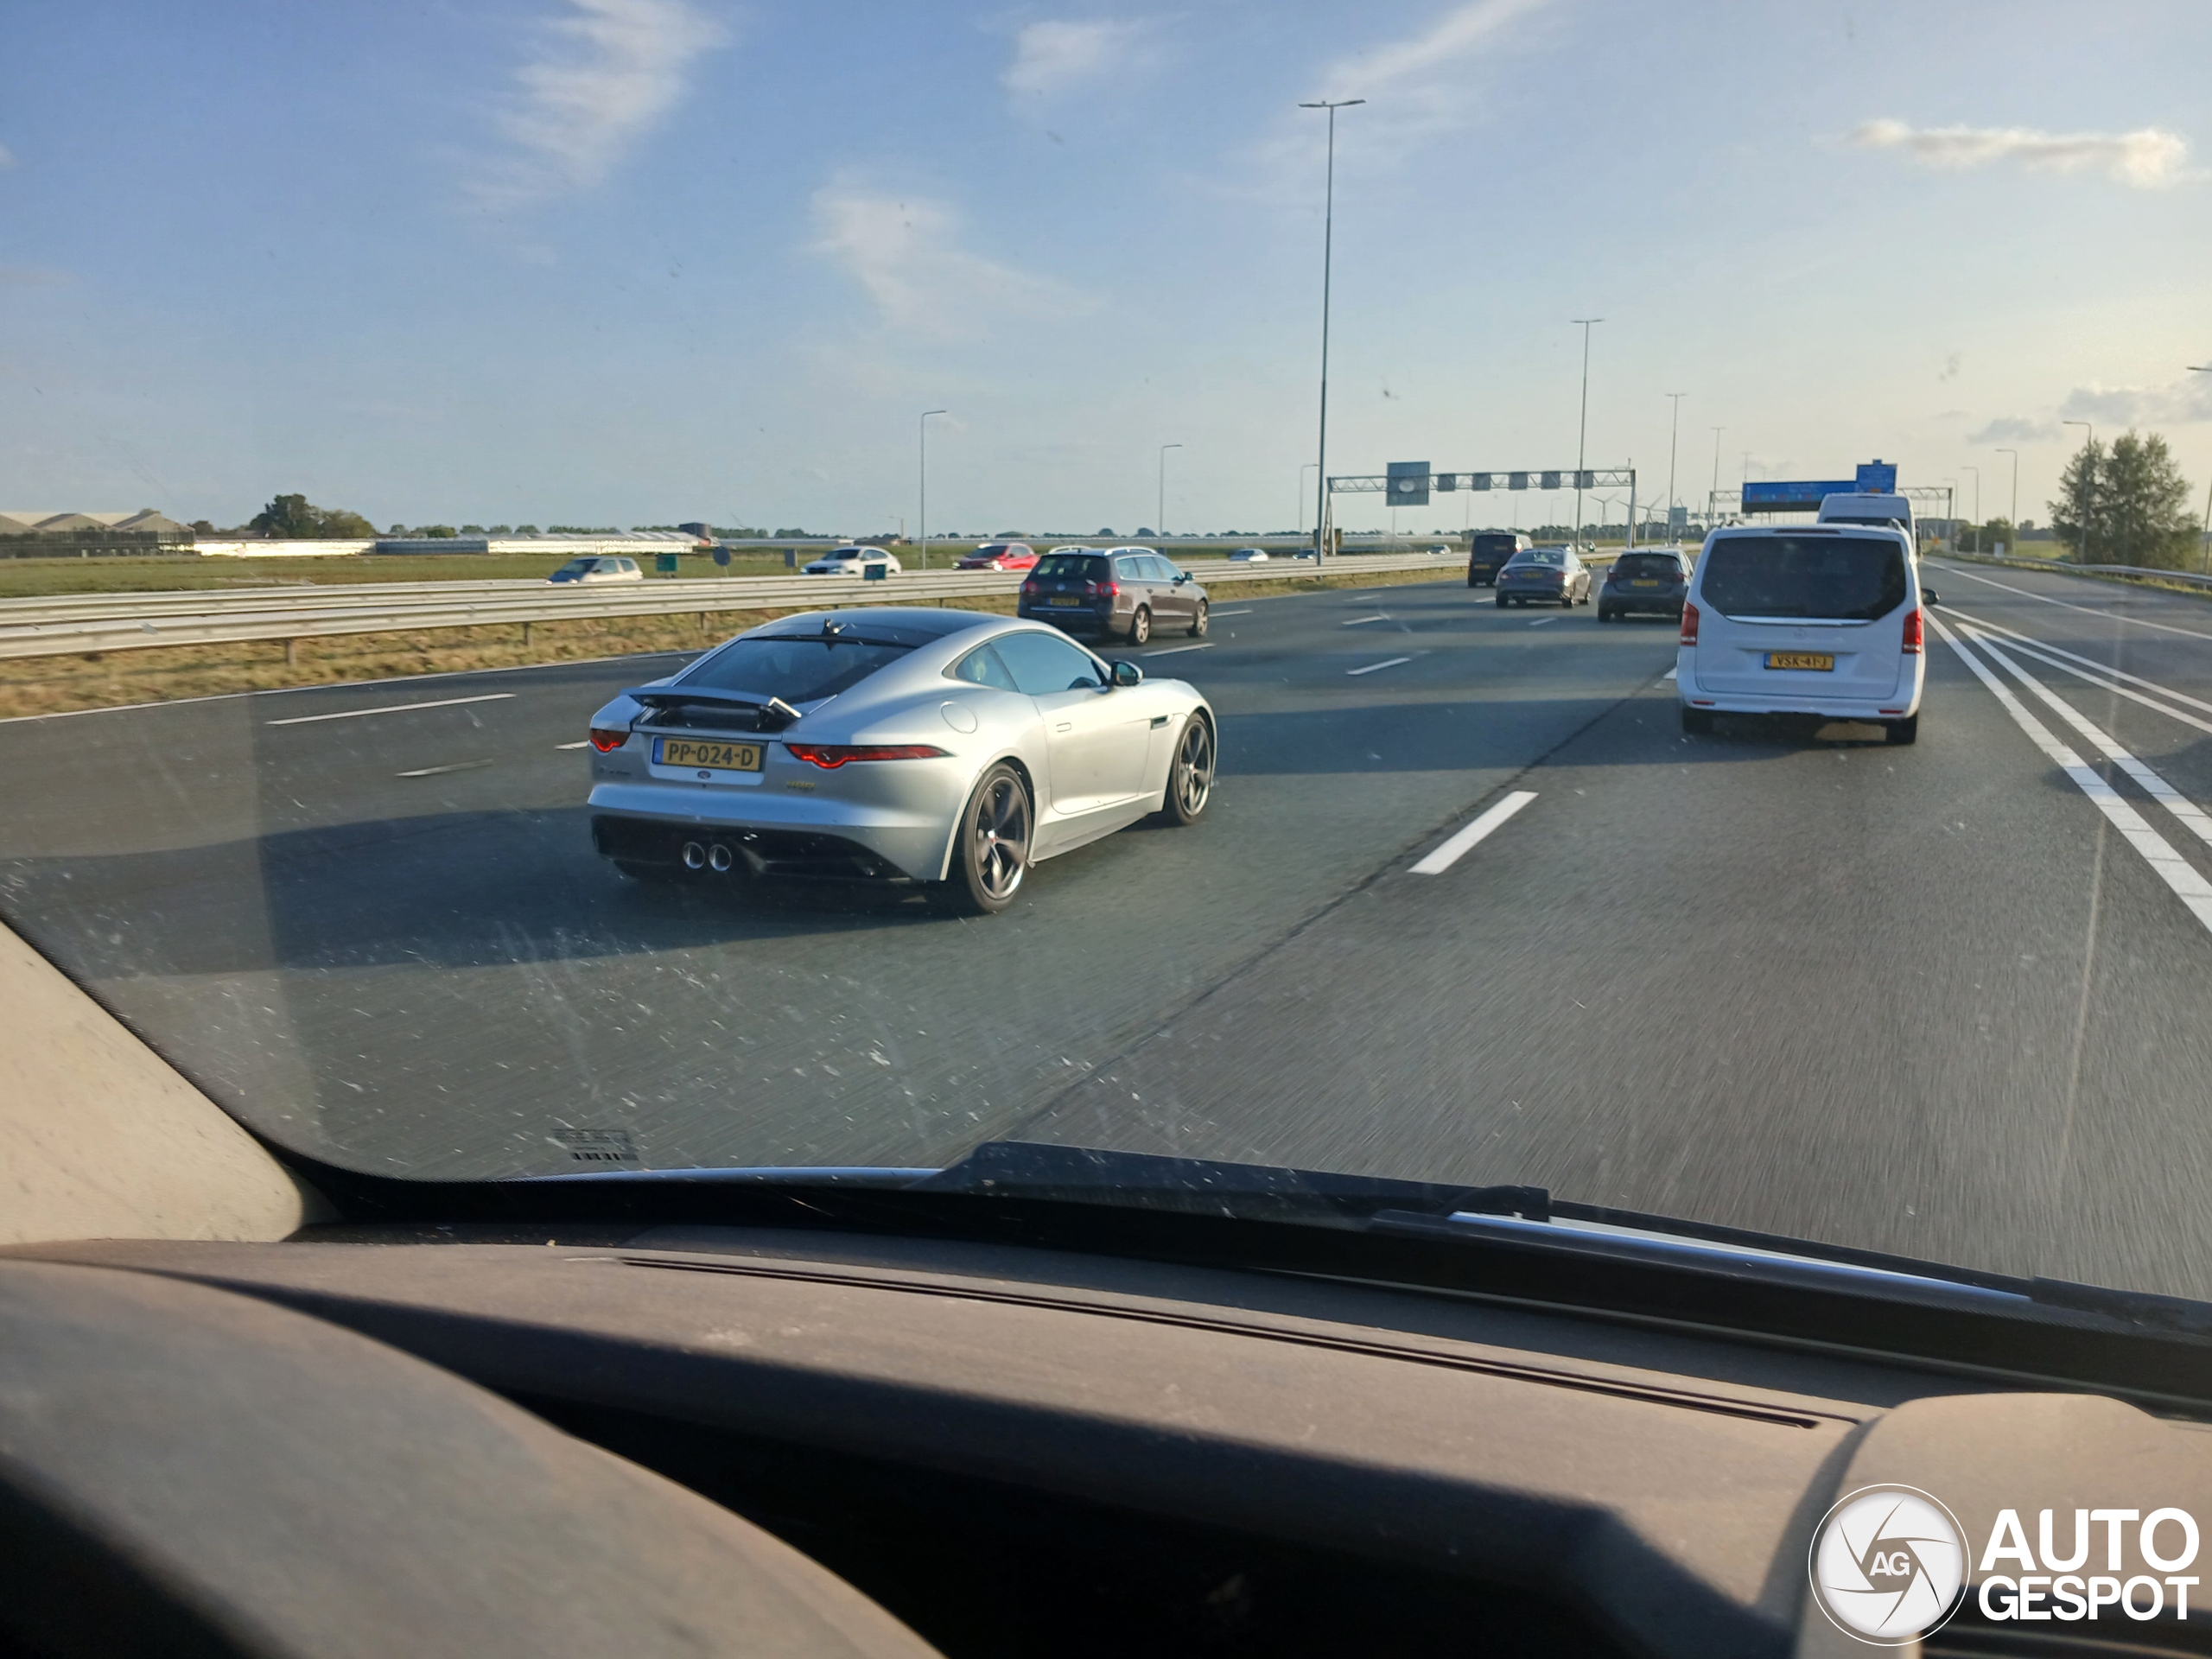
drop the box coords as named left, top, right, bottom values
left=1676, top=523, right=1929, bottom=744
left=1815, top=491, right=1916, bottom=542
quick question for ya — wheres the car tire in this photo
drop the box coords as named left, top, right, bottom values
left=1885, top=715, right=1920, bottom=746
left=1129, top=607, right=1152, bottom=646
left=1681, top=706, right=1714, bottom=734
left=1189, top=600, right=1208, bottom=639
left=1495, top=594, right=1507, bottom=608
left=1597, top=607, right=1612, bottom=623
left=1156, top=715, right=1215, bottom=826
left=930, top=763, right=1032, bottom=916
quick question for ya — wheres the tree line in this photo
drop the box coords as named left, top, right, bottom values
left=2050, top=430, right=2203, bottom=569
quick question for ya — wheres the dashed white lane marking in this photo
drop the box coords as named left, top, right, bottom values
left=1141, top=642, right=1213, bottom=657
left=1528, top=615, right=1559, bottom=626
left=1967, top=627, right=2212, bottom=851
left=1410, top=791, right=1539, bottom=875
left=1341, top=614, right=1392, bottom=626
left=269, top=692, right=515, bottom=727
left=1211, top=608, right=1254, bottom=616
left=396, top=760, right=496, bottom=779
left=1936, top=564, right=2212, bottom=644
left=1946, top=605, right=2212, bottom=731
left=1934, top=614, right=2212, bottom=938
left=555, top=740, right=591, bottom=749
left=1663, top=667, right=1678, bottom=681
left=1346, top=656, right=1413, bottom=677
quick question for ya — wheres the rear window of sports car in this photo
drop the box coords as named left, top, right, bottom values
left=679, top=637, right=912, bottom=702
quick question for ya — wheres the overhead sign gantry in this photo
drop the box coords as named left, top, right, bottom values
left=1323, top=463, right=1640, bottom=551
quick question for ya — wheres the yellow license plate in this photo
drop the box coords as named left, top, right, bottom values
left=1630, top=580, right=1659, bottom=588
left=1765, top=652, right=1834, bottom=671
left=1048, top=596, right=1084, bottom=607
left=655, top=737, right=764, bottom=771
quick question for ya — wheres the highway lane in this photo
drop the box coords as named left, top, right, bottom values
left=9, top=565, right=2212, bottom=1300
left=0, top=578, right=1675, bottom=1178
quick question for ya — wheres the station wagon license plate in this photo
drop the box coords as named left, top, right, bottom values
left=1765, top=652, right=1834, bottom=671
left=654, top=737, right=764, bottom=772
left=1048, top=596, right=1084, bottom=607
left=1630, top=580, right=1659, bottom=588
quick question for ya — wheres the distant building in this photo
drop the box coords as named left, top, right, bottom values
left=0, top=509, right=190, bottom=537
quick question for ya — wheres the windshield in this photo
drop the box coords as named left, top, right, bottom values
left=1699, top=535, right=1909, bottom=620
left=10, top=2, right=2212, bottom=1325
left=678, top=635, right=912, bottom=702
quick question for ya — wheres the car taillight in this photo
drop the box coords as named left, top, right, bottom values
left=1901, top=607, right=1923, bottom=654
left=783, top=742, right=950, bottom=769
left=1679, top=603, right=1700, bottom=646
left=1021, top=580, right=1040, bottom=596
left=588, top=728, right=627, bottom=753
left=1084, top=580, right=1119, bottom=599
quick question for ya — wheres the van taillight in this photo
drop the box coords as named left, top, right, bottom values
left=1679, top=603, right=1699, bottom=646
left=1901, top=607, right=1923, bottom=654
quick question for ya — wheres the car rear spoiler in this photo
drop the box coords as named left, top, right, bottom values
left=621, top=687, right=804, bottom=730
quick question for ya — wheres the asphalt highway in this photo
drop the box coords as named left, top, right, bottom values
left=6, top=558, right=2212, bottom=1300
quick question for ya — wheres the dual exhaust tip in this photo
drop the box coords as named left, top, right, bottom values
left=680, top=840, right=736, bottom=874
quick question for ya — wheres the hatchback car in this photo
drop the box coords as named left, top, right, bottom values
left=1597, top=548, right=1690, bottom=621
left=955, top=542, right=1038, bottom=572
left=546, top=556, right=644, bottom=584
left=1229, top=548, right=1269, bottom=563
left=1494, top=546, right=1590, bottom=607
left=1019, top=548, right=1209, bottom=645
left=803, top=546, right=902, bottom=576
left=1466, top=531, right=1532, bottom=587
left=1676, top=524, right=1931, bottom=744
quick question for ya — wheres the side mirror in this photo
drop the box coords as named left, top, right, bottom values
left=1923, top=590, right=1941, bottom=607
left=1109, top=660, right=1143, bottom=689
left=1173, top=572, right=1189, bottom=584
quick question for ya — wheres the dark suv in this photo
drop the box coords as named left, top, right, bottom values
left=1018, top=547, right=1209, bottom=645
left=1466, top=531, right=1531, bottom=587
left=1597, top=548, right=1691, bottom=622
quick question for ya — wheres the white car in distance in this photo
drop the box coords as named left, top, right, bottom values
left=803, top=546, right=903, bottom=577
left=1228, top=548, right=1270, bottom=563
left=547, top=556, right=645, bottom=585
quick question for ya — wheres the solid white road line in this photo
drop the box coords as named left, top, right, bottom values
left=1936, top=564, right=2212, bottom=644
left=555, top=740, right=591, bottom=749
left=396, top=760, right=496, bottom=779
left=1410, top=791, right=1539, bottom=875
left=1141, top=642, right=1213, bottom=657
left=1346, top=656, right=1413, bottom=676
left=269, top=692, right=516, bottom=727
left=1966, top=627, right=2212, bottom=851
left=1946, top=604, right=2212, bottom=730
left=1934, top=615, right=2212, bottom=937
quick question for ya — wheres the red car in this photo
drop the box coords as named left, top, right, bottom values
left=955, top=542, right=1037, bottom=572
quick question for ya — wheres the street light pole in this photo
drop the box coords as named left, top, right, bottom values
left=2190, top=368, right=2212, bottom=571
left=2063, top=419, right=2094, bottom=563
left=1942, top=480, right=1958, bottom=551
left=1710, top=427, right=1724, bottom=529
left=1571, top=318, right=1603, bottom=550
left=1300, top=462, right=1319, bottom=537
left=1665, top=392, right=1686, bottom=530
left=1300, top=97, right=1363, bottom=567
left=918, top=409, right=947, bottom=571
left=1157, top=443, right=1182, bottom=543
left=1996, top=448, right=2018, bottom=548
left=1961, top=463, right=1980, bottom=549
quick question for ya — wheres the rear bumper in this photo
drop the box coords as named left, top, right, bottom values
left=586, top=780, right=957, bottom=881
left=593, top=815, right=915, bottom=881
left=1600, top=590, right=1686, bottom=613
left=1675, top=650, right=1923, bottom=719
left=1020, top=603, right=1117, bottom=632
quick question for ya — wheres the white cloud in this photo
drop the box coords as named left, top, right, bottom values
left=1847, top=119, right=2191, bottom=189
left=0, top=145, right=16, bottom=171
left=1239, top=0, right=1554, bottom=197
left=1003, top=19, right=1154, bottom=99
left=810, top=185, right=1096, bottom=338
left=1966, top=376, right=2212, bottom=445
left=472, top=0, right=727, bottom=208
left=1966, top=415, right=2062, bottom=444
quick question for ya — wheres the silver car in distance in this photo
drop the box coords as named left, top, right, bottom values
left=584, top=607, right=1217, bottom=913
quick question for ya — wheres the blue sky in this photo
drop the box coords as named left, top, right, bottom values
left=3, top=0, right=2208, bottom=535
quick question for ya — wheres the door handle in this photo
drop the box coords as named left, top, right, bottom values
left=1055, top=721, right=1072, bottom=733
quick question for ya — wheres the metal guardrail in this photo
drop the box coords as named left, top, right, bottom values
left=1936, top=551, right=2212, bottom=589
left=0, top=551, right=1478, bottom=662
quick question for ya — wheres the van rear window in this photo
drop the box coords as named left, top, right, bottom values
left=1700, top=535, right=1908, bottom=621
left=1470, top=535, right=1522, bottom=559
